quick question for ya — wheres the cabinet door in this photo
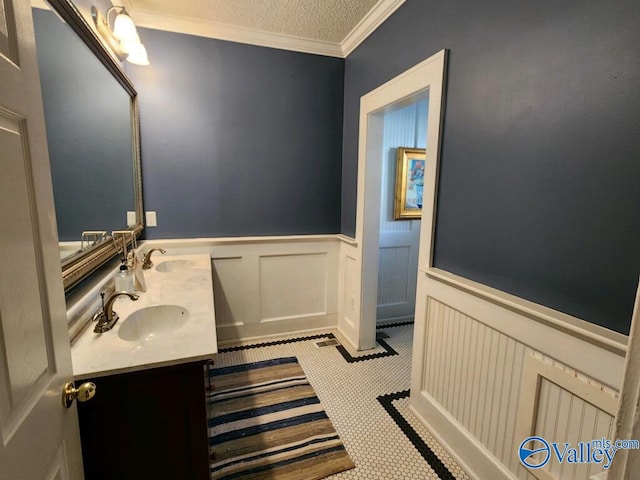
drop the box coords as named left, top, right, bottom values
left=78, top=362, right=209, bottom=480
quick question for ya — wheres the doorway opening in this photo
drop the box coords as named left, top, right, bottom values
left=376, top=94, right=429, bottom=328
left=341, top=50, right=446, bottom=352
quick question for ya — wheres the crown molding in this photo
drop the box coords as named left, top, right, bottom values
left=340, top=0, right=405, bottom=57
left=31, top=0, right=50, bottom=9
left=129, top=8, right=344, bottom=58
left=125, top=0, right=405, bottom=58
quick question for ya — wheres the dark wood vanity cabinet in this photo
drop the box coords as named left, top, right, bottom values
left=76, top=361, right=210, bottom=480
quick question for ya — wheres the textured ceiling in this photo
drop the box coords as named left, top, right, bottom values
left=129, top=0, right=380, bottom=43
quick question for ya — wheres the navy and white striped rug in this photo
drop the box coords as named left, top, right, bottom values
left=208, top=357, right=355, bottom=480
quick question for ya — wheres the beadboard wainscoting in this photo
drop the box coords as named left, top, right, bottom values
left=516, top=355, right=618, bottom=480
left=377, top=244, right=415, bottom=319
left=143, top=236, right=339, bottom=342
left=410, top=272, right=627, bottom=480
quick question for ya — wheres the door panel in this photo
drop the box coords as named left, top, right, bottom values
left=0, top=117, right=52, bottom=438
left=0, top=0, right=83, bottom=478
left=46, top=446, right=71, bottom=480
left=0, top=0, right=17, bottom=62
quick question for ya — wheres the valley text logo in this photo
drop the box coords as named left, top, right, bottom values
left=518, top=436, right=640, bottom=470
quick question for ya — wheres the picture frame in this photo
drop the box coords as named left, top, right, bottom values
left=394, top=147, right=426, bottom=220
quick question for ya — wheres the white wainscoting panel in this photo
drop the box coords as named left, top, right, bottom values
left=513, top=354, right=618, bottom=480
left=259, top=253, right=327, bottom=321
left=337, top=238, right=360, bottom=349
left=418, top=296, right=621, bottom=480
left=211, top=257, right=246, bottom=327
left=143, top=236, right=338, bottom=342
left=342, top=254, right=358, bottom=330
left=534, top=378, right=615, bottom=480
left=377, top=246, right=410, bottom=305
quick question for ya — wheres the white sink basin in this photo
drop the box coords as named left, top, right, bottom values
left=118, top=305, right=189, bottom=342
left=155, top=260, right=195, bottom=272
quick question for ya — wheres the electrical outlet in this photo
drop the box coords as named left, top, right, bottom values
left=126, top=211, right=137, bottom=226
left=145, top=211, right=157, bottom=227
left=350, top=295, right=355, bottom=310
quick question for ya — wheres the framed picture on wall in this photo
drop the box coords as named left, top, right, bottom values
left=394, top=147, right=426, bottom=220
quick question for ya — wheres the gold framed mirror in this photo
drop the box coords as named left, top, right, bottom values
left=33, top=0, right=143, bottom=292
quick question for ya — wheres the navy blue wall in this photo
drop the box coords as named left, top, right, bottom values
left=342, top=0, right=640, bottom=333
left=128, top=29, right=344, bottom=239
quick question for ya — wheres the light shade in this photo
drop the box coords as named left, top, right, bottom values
left=126, top=42, right=150, bottom=66
left=112, top=12, right=137, bottom=42
left=120, top=32, right=140, bottom=54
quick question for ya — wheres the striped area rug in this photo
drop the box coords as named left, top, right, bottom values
left=208, top=357, right=355, bottom=480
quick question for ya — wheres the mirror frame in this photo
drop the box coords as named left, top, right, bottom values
left=45, top=0, right=144, bottom=292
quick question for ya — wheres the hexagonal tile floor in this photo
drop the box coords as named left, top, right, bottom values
left=213, top=322, right=471, bottom=480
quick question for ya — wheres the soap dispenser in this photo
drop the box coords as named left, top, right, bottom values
left=114, top=259, right=135, bottom=292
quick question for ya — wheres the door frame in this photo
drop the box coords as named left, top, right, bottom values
left=341, top=49, right=447, bottom=350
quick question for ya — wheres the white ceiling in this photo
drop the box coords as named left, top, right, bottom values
left=122, top=0, right=406, bottom=57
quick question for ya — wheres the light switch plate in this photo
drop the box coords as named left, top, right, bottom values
left=126, top=211, right=137, bottom=226
left=145, top=211, right=157, bottom=227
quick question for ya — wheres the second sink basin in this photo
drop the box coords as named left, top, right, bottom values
left=118, top=305, right=189, bottom=342
left=155, top=260, right=195, bottom=272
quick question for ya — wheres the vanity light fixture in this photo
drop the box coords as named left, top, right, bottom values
left=91, top=6, right=149, bottom=65
left=111, top=9, right=137, bottom=41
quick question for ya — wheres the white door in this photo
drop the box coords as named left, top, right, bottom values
left=0, top=0, right=84, bottom=478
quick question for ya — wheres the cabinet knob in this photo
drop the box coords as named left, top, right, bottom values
left=62, top=381, right=97, bottom=408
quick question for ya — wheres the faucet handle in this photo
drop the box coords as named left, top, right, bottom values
left=92, top=292, right=106, bottom=322
left=142, top=248, right=167, bottom=269
left=93, top=291, right=139, bottom=334
left=92, top=309, right=110, bottom=333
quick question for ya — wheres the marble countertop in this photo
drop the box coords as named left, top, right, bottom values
left=71, top=254, right=217, bottom=380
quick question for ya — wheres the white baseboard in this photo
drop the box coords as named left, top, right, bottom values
left=410, top=391, right=518, bottom=480
left=336, top=323, right=360, bottom=352
left=216, top=313, right=336, bottom=342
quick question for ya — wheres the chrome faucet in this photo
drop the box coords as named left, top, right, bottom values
left=142, top=248, right=166, bottom=269
left=93, top=291, right=139, bottom=333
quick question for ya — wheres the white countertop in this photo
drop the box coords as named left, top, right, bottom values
left=71, top=254, right=217, bottom=380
